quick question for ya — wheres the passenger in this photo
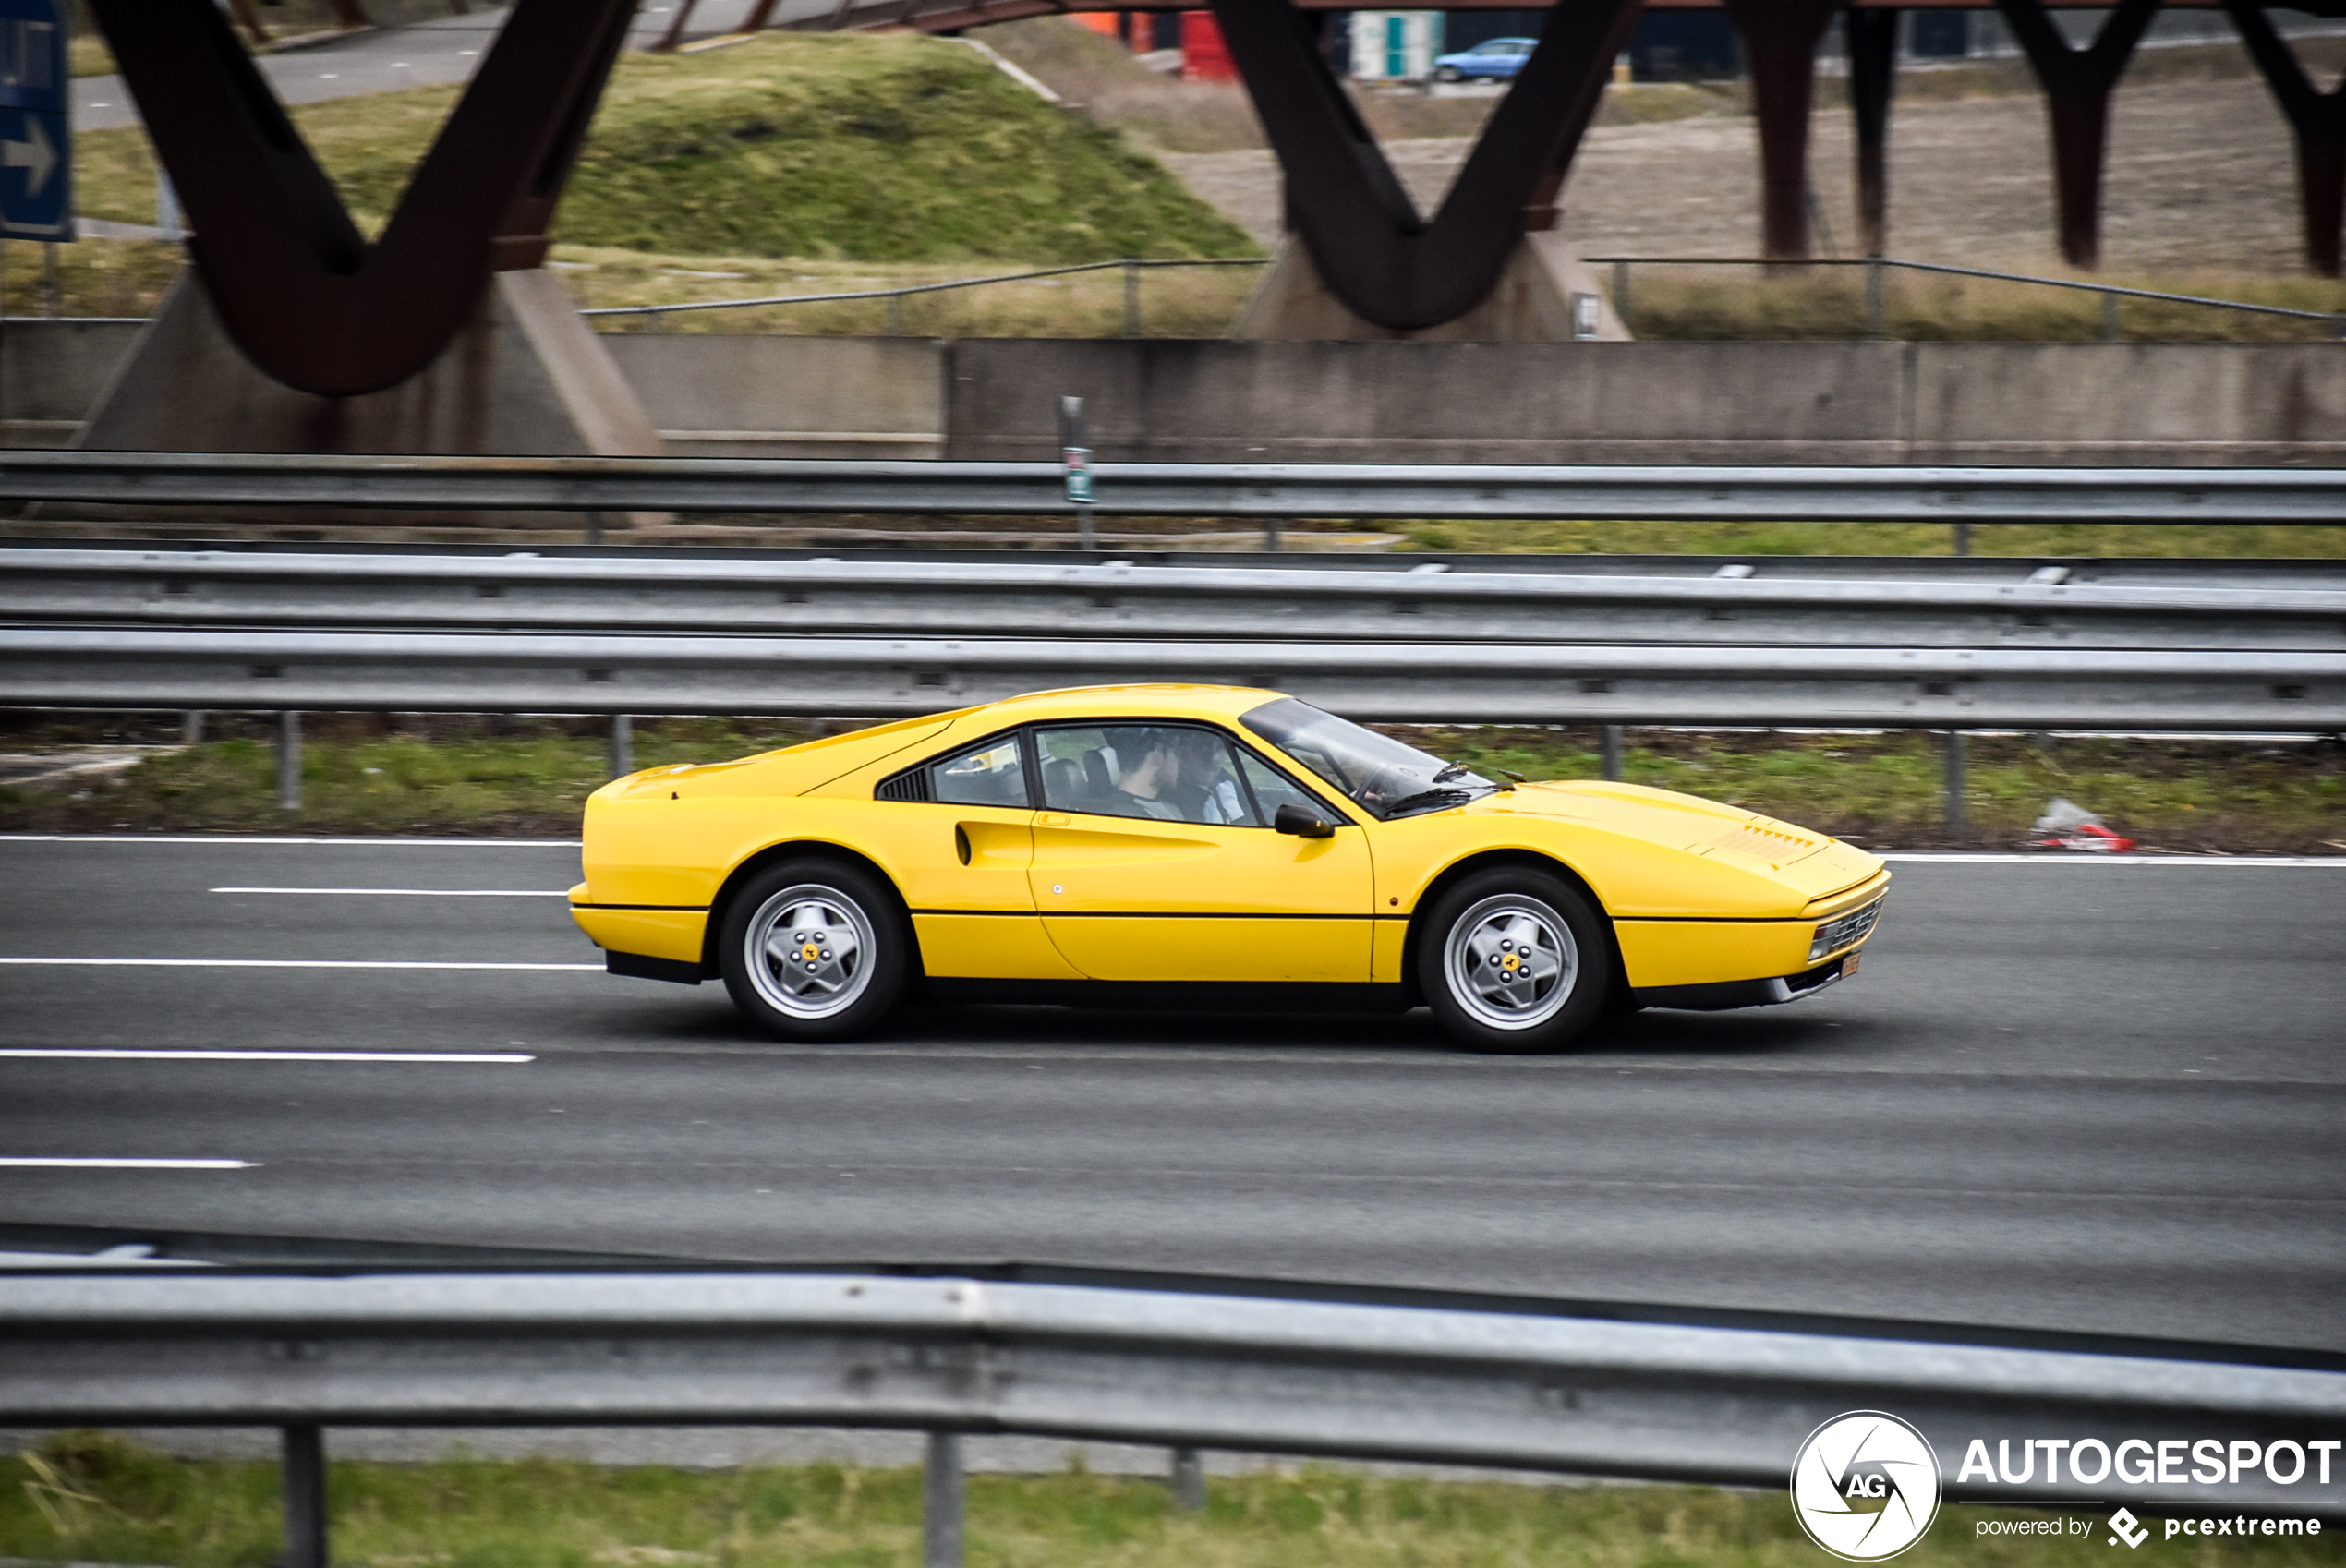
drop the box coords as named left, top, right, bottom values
left=1111, top=729, right=1188, bottom=821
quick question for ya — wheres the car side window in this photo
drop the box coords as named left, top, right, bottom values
left=1035, top=725, right=1260, bottom=827
left=1238, top=751, right=1334, bottom=824
left=930, top=737, right=1028, bottom=807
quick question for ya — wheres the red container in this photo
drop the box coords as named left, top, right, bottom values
left=1179, top=10, right=1238, bottom=81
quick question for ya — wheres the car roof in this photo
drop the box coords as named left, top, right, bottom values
left=936, top=683, right=1290, bottom=730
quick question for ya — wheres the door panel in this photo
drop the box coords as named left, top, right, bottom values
left=881, top=802, right=1069, bottom=979
left=1029, top=814, right=1373, bottom=982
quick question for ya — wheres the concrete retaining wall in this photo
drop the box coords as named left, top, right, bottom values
left=6, top=323, right=2340, bottom=467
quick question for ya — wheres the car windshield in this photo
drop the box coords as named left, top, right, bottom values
left=1240, top=697, right=1505, bottom=820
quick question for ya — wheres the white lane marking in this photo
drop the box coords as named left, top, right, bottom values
left=211, top=887, right=571, bottom=898
left=0, top=959, right=599, bottom=971
left=0, top=1157, right=253, bottom=1169
left=0, top=1048, right=534, bottom=1063
left=1880, top=853, right=2346, bottom=867
left=0, top=834, right=579, bottom=847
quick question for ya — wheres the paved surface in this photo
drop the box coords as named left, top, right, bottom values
left=2, top=837, right=2341, bottom=1357
left=1174, top=76, right=2320, bottom=274
left=73, top=2, right=774, bottom=135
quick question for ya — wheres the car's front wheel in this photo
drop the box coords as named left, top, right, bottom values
left=719, top=859, right=910, bottom=1041
left=1435, top=64, right=1461, bottom=81
left=1416, top=868, right=1610, bottom=1053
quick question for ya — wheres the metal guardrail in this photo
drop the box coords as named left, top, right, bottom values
left=2, top=1271, right=2341, bottom=1568
left=6, top=548, right=2343, bottom=650
left=5, top=452, right=2345, bottom=524
left=5, top=627, right=2341, bottom=728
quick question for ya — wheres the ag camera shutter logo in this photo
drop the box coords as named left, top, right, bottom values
left=1791, top=1411, right=1943, bottom=1560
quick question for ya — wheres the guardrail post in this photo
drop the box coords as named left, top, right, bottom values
left=1942, top=730, right=1968, bottom=838
left=277, top=711, right=303, bottom=812
left=609, top=714, right=635, bottom=779
left=1170, top=1446, right=1206, bottom=1511
left=1122, top=259, right=1141, bottom=337
left=1865, top=255, right=1884, bottom=339
left=1952, top=521, right=1971, bottom=556
left=887, top=292, right=905, bottom=335
left=1264, top=516, right=1283, bottom=551
left=2100, top=290, right=2119, bottom=342
left=923, top=1430, right=964, bottom=1568
left=283, top=1423, right=328, bottom=1568
left=1601, top=724, right=1624, bottom=782
left=1058, top=395, right=1094, bottom=551
left=1612, top=259, right=1630, bottom=329
left=182, top=710, right=205, bottom=744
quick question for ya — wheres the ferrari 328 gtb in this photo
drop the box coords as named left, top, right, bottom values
left=570, top=685, right=1888, bottom=1051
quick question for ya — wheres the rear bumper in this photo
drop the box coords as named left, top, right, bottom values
left=1635, top=954, right=1856, bottom=1012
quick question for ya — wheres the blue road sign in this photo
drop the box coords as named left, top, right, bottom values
left=0, top=0, right=70, bottom=240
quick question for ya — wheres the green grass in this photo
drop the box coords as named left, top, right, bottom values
left=4, top=716, right=2340, bottom=852
left=7, top=1433, right=2341, bottom=1568
left=1386, top=727, right=2346, bottom=854
left=72, top=31, right=1257, bottom=264
left=1396, top=519, right=2346, bottom=558
left=1614, top=265, right=2346, bottom=344
left=0, top=716, right=821, bottom=838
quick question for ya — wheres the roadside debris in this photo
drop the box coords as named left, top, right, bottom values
left=2027, top=797, right=2139, bottom=852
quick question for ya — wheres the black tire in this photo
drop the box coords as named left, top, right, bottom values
left=1435, top=64, right=1461, bottom=81
left=1414, top=866, right=1612, bottom=1053
left=718, top=857, right=911, bottom=1042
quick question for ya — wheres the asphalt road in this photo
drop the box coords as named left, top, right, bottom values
left=2, top=836, right=2342, bottom=1357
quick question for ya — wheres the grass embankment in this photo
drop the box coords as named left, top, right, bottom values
left=72, top=31, right=1254, bottom=265
left=1395, top=522, right=2346, bottom=557
left=9, top=1433, right=2343, bottom=1568
left=3, top=715, right=2339, bottom=852
left=1614, top=264, right=2346, bottom=343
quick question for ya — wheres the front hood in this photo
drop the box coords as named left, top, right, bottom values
left=1467, top=780, right=1882, bottom=908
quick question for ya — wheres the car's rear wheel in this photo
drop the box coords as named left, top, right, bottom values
left=1416, top=867, right=1610, bottom=1053
left=720, top=859, right=910, bottom=1041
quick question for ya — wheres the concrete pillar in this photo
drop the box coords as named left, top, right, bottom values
left=1231, top=230, right=1632, bottom=342
left=71, top=268, right=666, bottom=529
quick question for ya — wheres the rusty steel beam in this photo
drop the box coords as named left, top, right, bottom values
left=91, top=0, right=635, bottom=399
left=224, top=0, right=269, bottom=47
left=1846, top=6, right=1896, bottom=257
left=1720, top=0, right=1843, bottom=261
left=1995, top=0, right=2160, bottom=270
left=2228, top=0, right=2346, bottom=277
left=1208, top=0, right=1643, bottom=330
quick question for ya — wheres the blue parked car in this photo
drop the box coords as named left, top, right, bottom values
left=1433, top=37, right=1536, bottom=81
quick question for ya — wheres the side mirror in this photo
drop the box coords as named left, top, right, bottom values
left=1275, top=802, right=1336, bottom=838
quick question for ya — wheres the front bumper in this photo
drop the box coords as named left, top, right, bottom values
left=1634, top=952, right=1858, bottom=1012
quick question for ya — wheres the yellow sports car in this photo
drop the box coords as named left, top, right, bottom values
left=570, top=684, right=1888, bottom=1052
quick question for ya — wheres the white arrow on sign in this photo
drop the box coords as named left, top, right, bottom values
left=4, top=116, right=57, bottom=199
